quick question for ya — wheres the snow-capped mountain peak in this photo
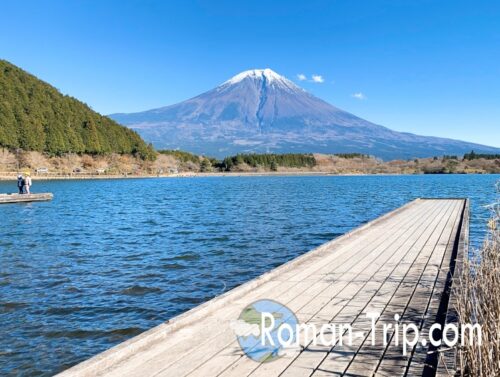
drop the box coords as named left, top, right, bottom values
left=224, top=68, right=280, bottom=84
left=222, top=68, right=300, bottom=91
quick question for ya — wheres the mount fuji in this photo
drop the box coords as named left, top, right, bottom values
left=110, top=69, right=500, bottom=159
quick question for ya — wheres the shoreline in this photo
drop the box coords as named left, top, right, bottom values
left=0, top=172, right=374, bottom=181
left=0, top=171, right=498, bottom=181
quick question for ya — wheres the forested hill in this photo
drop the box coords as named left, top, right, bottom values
left=0, top=60, right=155, bottom=159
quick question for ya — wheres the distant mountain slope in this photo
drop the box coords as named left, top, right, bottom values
left=0, top=60, right=153, bottom=159
left=111, top=68, right=500, bottom=159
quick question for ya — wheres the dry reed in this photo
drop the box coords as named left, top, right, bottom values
left=454, top=182, right=500, bottom=376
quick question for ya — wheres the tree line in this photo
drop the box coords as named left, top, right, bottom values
left=158, top=151, right=317, bottom=171
left=215, top=153, right=316, bottom=171
left=333, top=153, right=369, bottom=159
left=463, top=150, right=500, bottom=160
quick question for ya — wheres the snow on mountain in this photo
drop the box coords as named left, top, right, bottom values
left=224, top=68, right=288, bottom=85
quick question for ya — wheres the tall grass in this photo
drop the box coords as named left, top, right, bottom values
left=455, top=182, right=500, bottom=376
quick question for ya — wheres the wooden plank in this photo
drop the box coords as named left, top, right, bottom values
left=372, top=200, right=463, bottom=377
left=434, top=199, right=469, bottom=377
left=242, top=200, right=453, bottom=377
left=346, top=200, right=461, bottom=374
left=0, top=193, right=53, bottom=203
left=313, top=201, right=457, bottom=376
left=309, top=200, right=459, bottom=377
left=339, top=200, right=463, bottom=376
left=405, top=200, right=466, bottom=376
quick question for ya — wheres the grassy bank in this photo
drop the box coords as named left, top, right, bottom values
left=454, top=183, right=499, bottom=376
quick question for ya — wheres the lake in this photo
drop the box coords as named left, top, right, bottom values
left=0, top=174, right=498, bottom=376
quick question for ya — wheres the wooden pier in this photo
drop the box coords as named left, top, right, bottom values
left=58, top=198, right=468, bottom=377
left=0, top=193, right=53, bottom=204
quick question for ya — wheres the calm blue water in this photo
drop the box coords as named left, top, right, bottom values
left=0, top=175, right=498, bottom=376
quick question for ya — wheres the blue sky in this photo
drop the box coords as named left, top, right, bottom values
left=1, top=0, right=499, bottom=146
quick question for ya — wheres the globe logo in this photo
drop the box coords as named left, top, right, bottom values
left=231, top=299, right=298, bottom=362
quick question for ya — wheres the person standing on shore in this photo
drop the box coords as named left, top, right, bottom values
left=24, top=173, right=32, bottom=194
left=17, top=174, right=24, bottom=194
